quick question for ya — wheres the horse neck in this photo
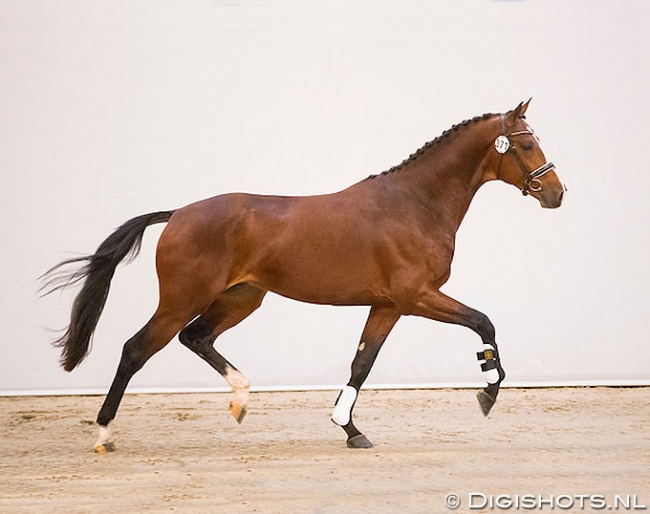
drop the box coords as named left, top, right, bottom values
left=390, top=121, right=496, bottom=230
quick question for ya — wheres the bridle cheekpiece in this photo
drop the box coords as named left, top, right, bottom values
left=496, top=114, right=555, bottom=196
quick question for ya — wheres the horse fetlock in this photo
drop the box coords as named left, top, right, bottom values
left=225, top=367, right=249, bottom=423
left=94, top=424, right=116, bottom=453
left=477, top=343, right=502, bottom=384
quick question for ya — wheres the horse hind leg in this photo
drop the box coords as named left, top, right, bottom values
left=94, top=309, right=194, bottom=453
left=178, top=283, right=267, bottom=424
left=179, top=318, right=250, bottom=424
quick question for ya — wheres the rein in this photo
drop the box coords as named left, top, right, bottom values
left=495, top=114, right=555, bottom=196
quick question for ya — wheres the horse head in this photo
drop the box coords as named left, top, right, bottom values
left=491, top=99, right=566, bottom=209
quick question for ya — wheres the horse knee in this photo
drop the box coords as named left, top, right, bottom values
left=474, top=312, right=495, bottom=342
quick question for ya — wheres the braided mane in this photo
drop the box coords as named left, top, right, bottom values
left=367, top=112, right=497, bottom=179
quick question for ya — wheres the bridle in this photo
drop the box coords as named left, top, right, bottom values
left=495, top=114, right=556, bottom=196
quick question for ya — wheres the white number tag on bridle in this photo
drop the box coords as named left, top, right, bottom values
left=494, top=135, right=510, bottom=154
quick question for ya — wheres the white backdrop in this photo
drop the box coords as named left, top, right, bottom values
left=1, top=0, right=648, bottom=395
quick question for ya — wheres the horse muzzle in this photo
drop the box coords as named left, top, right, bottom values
left=538, top=183, right=566, bottom=209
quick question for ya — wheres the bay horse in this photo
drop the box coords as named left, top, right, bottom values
left=42, top=99, right=565, bottom=452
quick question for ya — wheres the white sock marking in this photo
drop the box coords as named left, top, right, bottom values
left=225, top=367, right=250, bottom=406
left=95, top=425, right=111, bottom=448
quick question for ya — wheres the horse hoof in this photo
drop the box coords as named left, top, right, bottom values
left=477, top=389, right=496, bottom=417
left=347, top=434, right=373, bottom=449
left=94, top=441, right=116, bottom=454
left=229, top=401, right=247, bottom=424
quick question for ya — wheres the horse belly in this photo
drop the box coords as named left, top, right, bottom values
left=241, top=211, right=389, bottom=305
left=254, top=240, right=386, bottom=306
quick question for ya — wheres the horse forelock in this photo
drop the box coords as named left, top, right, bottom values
left=367, top=112, right=498, bottom=180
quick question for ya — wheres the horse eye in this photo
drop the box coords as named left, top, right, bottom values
left=522, top=144, right=534, bottom=151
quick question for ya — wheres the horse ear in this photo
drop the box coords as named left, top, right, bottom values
left=505, top=99, right=530, bottom=127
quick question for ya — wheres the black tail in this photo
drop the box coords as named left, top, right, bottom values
left=40, top=211, right=175, bottom=372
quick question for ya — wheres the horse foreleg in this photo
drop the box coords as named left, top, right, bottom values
left=332, top=306, right=401, bottom=448
left=178, top=284, right=266, bottom=424
left=406, top=289, right=506, bottom=416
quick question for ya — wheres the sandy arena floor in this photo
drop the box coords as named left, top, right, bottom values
left=0, top=387, right=648, bottom=513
